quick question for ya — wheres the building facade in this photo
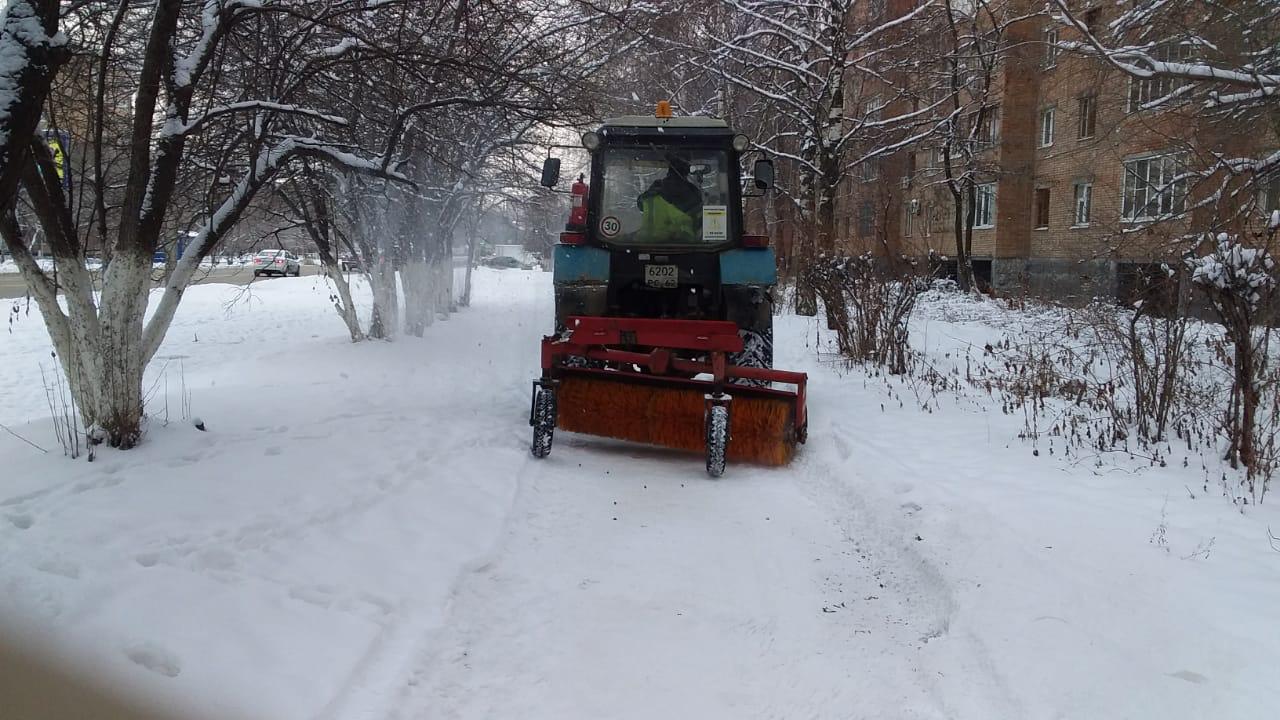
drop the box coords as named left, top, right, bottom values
left=834, top=1, right=1278, bottom=301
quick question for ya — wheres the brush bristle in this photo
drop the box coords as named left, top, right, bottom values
left=556, top=372, right=798, bottom=466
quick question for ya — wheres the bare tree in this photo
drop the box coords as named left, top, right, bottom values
left=0, top=2, right=409, bottom=448
left=933, top=0, right=1009, bottom=291
left=700, top=0, right=937, bottom=314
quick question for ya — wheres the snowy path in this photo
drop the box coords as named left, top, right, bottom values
left=3, top=269, right=1278, bottom=719
left=394, top=445, right=986, bottom=719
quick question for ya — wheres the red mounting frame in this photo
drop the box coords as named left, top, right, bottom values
left=541, top=316, right=808, bottom=436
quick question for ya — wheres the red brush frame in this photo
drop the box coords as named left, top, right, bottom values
left=541, top=316, right=808, bottom=437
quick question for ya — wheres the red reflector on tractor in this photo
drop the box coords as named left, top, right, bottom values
left=560, top=232, right=586, bottom=245
left=742, top=234, right=769, bottom=248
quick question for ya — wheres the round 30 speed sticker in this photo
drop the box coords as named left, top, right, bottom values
left=600, top=216, right=621, bottom=237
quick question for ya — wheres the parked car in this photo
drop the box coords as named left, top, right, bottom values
left=339, top=256, right=362, bottom=272
left=484, top=255, right=522, bottom=269
left=252, top=249, right=301, bottom=277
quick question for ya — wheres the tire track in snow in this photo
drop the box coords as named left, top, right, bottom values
left=798, top=418, right=1024, bottom=717
left=314, top=445, right=539, bottom=720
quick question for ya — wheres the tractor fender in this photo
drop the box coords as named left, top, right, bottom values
left=553, top=244, right=610, bottom=285
left=719, top=247, right=777, bottom=286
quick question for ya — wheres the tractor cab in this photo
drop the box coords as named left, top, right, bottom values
left=540, top=104, right=776, bottom=333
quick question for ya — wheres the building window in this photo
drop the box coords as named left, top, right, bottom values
left=863, top=94, right=884, bottom=124
left=1044, top=29, right=1059, bottom=67
left=1074, top=182, right=1093, bottom=226
left=1077, top=95, right=1096, bottom=139
left=1034, top=188, right=1051, bottom=228
left=974, top=107, right=1000, bottom=149
left=858, top=201, right=875, bottom=236
left=1260, top=172, right=1280, bottom=215
left=974, top=183, right=996, bottom=228
left=859, top=159, right=879, bottom=182
left=929, top=146, right=946, bottom=169
left=1127, top=44, right=1191, bottom=112
left=1040, top=107, right=1055, bottom=147
left=1122, top=153, right=1187, bottom=221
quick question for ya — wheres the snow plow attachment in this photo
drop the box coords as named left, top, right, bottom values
left=530, top=317, right=807, bottom=475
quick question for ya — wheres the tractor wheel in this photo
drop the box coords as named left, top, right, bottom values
left=705, top=403, right=729, bottom=477
left=730, top=327, right=774, bottom=387
left=531, top=388, right=556, bottom=459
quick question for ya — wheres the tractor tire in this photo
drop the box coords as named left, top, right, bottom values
left=705, top=403, right=729, bottom=477
left=730, top=327, right=774, bottom=387
left=531, top=388, right=556, bottom=459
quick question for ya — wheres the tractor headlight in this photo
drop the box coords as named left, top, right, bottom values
left=732, top=134, right=750, bottom=153
left=581, top=131, right=601, bottom=150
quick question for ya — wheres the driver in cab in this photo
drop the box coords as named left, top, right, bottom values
left=637, top=154, right=701, bottom=243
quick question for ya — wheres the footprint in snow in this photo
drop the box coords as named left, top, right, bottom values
left=35, top=558, right=80, bottom=580
left=289, top=585, right=336, bottom=609
left=6, top=513, right=34, bottom=530
left=135, top=552, right=161, bottom=568
left=73, top=474, right=124, bottom=494
left=125, top=643, right=182, bottom=678
left=263, top=446, right=282, bottom=456
left=1168, top=670, right=1208, bottom=684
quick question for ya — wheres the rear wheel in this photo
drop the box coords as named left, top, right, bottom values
left=531, top=388, right=556, bottom=458
left=730, top=327, right=774, bottom=387
left=705, top=403, right=729, bottom=477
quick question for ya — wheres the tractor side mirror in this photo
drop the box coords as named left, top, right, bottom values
left=753, top=158, right=774, bottom=190
left=540, top=157, right=562, bottom=188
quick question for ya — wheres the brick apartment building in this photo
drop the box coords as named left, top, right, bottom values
left=833, top=0, right=1279, bottom=301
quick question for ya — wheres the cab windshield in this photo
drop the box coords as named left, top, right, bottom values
left=596, top=147, right=731, bottom=246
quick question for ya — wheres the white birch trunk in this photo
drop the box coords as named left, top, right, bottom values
left=432, top=255, right=452, bottom=319
left=368, top=259, right=400, bottom=340
left=401, top=258, right=434, bottom=337
left=323, top=260, right=364, bottom=341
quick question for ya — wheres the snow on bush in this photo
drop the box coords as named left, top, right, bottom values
left=1187, top=233, right=1275, bottom=311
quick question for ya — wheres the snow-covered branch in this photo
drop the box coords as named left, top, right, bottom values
left=161, top=101, right=349, bottom=137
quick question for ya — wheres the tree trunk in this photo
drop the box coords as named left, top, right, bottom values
left=461, top=231, right=477, bottom=307
left=949, top=181, right=975, bottom=292
left=401, top=257, right=434, bottom=337
left=367, top=258, right=399, bottom=340
left=323, top=259, right=364, bottom=342
left=816, top=172, right=840, bottom=329
left=1236, top=322, right=1258, bottom=470
left=794, top=133, right=820, bottom=317
left=433, top=253, right=453, bottom=318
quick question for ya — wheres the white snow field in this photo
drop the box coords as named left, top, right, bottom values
left=1, top=269, right=1278, bottom=719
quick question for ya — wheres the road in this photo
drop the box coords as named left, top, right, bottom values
left=0, top=264, right=327, bottom=299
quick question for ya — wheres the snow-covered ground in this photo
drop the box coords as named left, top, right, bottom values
left=0, top=256, right=244, bottom=274
left=1, top=269, right=1277, bottom=719
left=1, top=257, right=59, bottom=273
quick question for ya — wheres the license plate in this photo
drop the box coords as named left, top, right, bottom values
left=644, top=264, right=678, bottom=288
